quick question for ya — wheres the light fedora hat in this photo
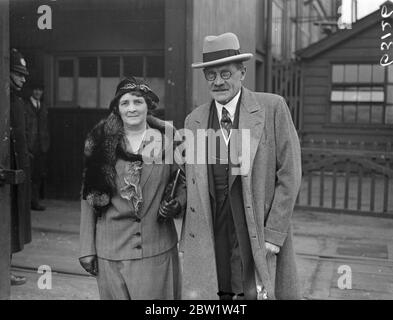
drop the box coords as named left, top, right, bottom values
left=191, top=32, right=253, bottom=69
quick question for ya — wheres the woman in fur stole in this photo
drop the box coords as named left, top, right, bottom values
left=79, top=77, right=186, bottom=300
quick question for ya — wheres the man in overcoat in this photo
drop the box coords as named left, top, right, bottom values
left=181, top=33, right=302, bottom=300
left=9, top=48, right=32, bottom=285
left=25, top=83, right=50, bottom=211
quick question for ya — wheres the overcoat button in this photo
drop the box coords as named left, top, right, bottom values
left=192, top=178, right=195, bottom=184
left=190, top=207, right=195, bottom=212
left=136, top=245, right=142, bottom=249
left=135, top=218, right=141, bottom=223
left=135, top=232, right=141, bottom=236
left=189, top=233, right=195, bottom=238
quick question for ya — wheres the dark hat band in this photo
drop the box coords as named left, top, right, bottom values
left=119, top=83, right=152, bottom=94
left=11, top=65, right=29, bottom=76
left=203, top=49, right=240, bottom=63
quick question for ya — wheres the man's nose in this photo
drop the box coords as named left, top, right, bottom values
left=213, top=75, right=225, bottom=86
left=21, top=76, right=26, bottom=82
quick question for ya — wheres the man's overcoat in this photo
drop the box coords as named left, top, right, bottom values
left=181, top=87, right=302, bottom=300
left=10, top=91, right=32, bottom=253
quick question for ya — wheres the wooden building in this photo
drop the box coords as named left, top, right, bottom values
left=10, top=0, right=340, bottom=198
left=297, top=2, right=393, bottom=151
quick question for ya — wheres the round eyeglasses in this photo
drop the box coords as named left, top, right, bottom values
left=204, top=70, right=232, bottom=81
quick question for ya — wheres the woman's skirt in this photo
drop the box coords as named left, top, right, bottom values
left=96, top=245, right=180, bottom=300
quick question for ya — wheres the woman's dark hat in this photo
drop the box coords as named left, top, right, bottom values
left=109, top=77, right=159, bottom=111
left=10, top=48, right=29, bottom=76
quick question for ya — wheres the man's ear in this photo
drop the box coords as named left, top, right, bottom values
left=240, top=67, right=247, bottom=81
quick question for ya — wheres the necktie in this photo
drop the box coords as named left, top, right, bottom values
left=220, top=107, right=232, bottom=138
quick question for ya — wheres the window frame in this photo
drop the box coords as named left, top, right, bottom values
left=327, top=61, right=393, bottom=128
left=53, top=51, right=165, bottom=109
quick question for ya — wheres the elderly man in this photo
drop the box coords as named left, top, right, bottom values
left=181, top=33, right=302, bottom=300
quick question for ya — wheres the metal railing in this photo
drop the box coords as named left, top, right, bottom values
left=296, top=145, right=393, bottom=217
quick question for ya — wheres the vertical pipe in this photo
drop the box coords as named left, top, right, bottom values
left=266, top=0, right=273, bottom=93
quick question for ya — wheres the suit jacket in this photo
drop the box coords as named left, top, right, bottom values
left=24, top=97, right=50, bottom=154
left=181, top=87, right=302, bottom=300
left=80, top=129, right=187, bottom=261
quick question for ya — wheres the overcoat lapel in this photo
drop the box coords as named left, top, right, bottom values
left=190, top=104, right=215, bottom=239
left=238, top=88, right=265, bottom=176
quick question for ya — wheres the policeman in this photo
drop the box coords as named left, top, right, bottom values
left=9, top=48, right=32, bottom=286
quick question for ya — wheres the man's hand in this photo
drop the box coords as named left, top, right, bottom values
left=265, top=242, right=280, bottom=255
left=158, top=198, right=181, bottom=221
left=79, top=255, right=98, bottom=276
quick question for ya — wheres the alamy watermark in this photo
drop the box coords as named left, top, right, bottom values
left=37, top=265, right=52, bottom=290
left=337, top=265, right=352, bottom=290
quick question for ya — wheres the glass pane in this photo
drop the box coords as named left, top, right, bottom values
left=371, top=87, right=385, bottom=102
left=371, top=106, right=383, bottom=124
left=146, top=56, right=165, bottom=77
left=145, top=78, right=165, bottom=106
left=343, top=87, right=358, bottom=101
left=78, top=78, right=97, bottom=108
left=343, top=105, right=356, bottom=123
left=386, top=105, right=393, bottom=124
left=372, top=65, right=385, bottom=83
left=332, top=65, right=344, bottom=83
left=358, top=65, right=372, bottom=83
left=79, top=57, right=97, bottom=77
left=330, top=105, right=342, bottom=123
left=357, top=105, right=370, bottom=124
left=58, top=77, right=73, bottom=102
left=344, top=65, right=358, bottom=83
left=331, top=90, right=344, bottom=101
left=58, top=60, right=74, bottom=77
left=101, top=57, right=120, bottom=77
left=58, top=60, right=74, bottom=102
left=100, top=78, right=118, bottom=109
left=123, top=56, right=143, bottom=77
left=78, top=57, right=97, bottom=108
left=358, top=87, right=372, bottom=102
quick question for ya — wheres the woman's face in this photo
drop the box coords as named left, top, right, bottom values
left=118, top=92, right=148, bottom=129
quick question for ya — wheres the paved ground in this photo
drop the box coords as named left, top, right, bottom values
left=10, top=199, right=393, bottom=300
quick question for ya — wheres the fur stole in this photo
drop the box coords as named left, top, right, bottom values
left=81, top=112, right=180, bottom=215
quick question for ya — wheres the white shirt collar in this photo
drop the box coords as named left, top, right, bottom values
left=214, top=89, right=241, bottom=122
left=30, top=96, right=40, bottom=108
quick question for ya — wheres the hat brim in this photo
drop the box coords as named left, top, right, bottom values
left=191, top=53, right=253, bottom=69
left=11, top=66, right=29, bottom=76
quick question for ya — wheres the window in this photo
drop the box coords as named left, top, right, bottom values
left=57, top=59, right=74, bottom=102
left=330, top=64, right=393, bottom=125
left=78, top=57, right=98, bottom=108
left=55, top=54, right=165, bottom=109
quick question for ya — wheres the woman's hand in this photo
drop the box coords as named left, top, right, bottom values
left=158, top=199, right=181, bottom=221
left=79, top=255, right=98, bottom=276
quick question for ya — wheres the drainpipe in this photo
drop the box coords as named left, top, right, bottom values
left=266, top=0, right=273, bottom=93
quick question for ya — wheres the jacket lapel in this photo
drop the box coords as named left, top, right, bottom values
left=140, top=163, right=154, bottom=189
